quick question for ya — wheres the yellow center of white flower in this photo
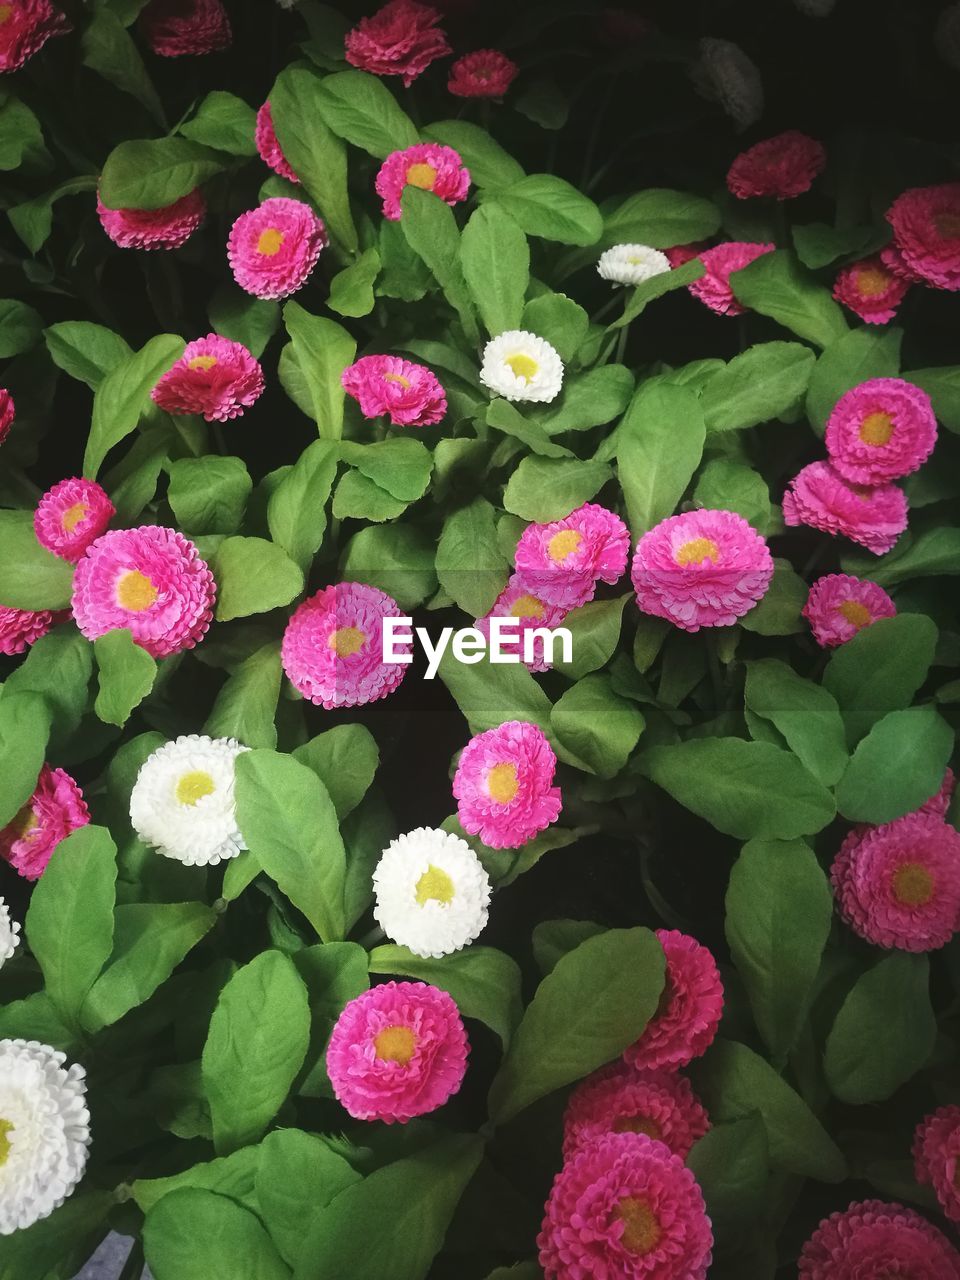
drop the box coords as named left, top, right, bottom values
left=257, top=227, right=285, bottom=256
left=511, top=594, right=546, bottom=619
left=414, top=864, right=455, bottom=906
left=176, top=770, right=216, bottom=806
left=12, top=806, right=38, bottom=840
left=61, top=501, right=88, bottom=533
left=675, top=537, right=719, bottom=567
left=487, top=762, right=519, bottom=805
left=329, top=626, right=366, bottom=658
left=0, top=1120, right=13, bottom=1167
left=188, top=355, right=218, bottom=371
left=116, top=569, right=158, bottom=612
left=859, top=411, right=894, bottom=446
left=616, top=1197, right=662, bottom=1256
left=383, top=372, right=411, bottom=388
left=374, top=1025, right=417, bottom=1065
left=505, top=353, right=539, bottom=381
left=856, top=265, right=891, bottom=298
left=838, top=600, right=872, bottom=629
left=547, top=529, right=582, bottom=563
left=892, top=861, right=935, bottom=907
left=614, top=1113, right=662, bottom=1141
left=406, top=163, right=437, bottom=190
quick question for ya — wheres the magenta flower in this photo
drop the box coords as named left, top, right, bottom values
left=326, top=981, right=468, bottom=1123
left=71, top=525, right=215, bottom=659
left=538, top=1133, right=713, bottom=1279
left=798, top=1199, right=960, bottom=1278
left=886, top=183, right=960, bottom=291
left=34, top=477, right=114, bottom=564
left=97, top=189, right=205, bottom=251
left=151, top=334, right=264, bottom=423
left=802, top=573, right=897, bottom=648
left=881, top=240, right=926, bottom=283
left=665, top=241, right=708, bottom=268
left=726, top=130, right=825, bottom=200
left=0, top=389, right=14, bottom=445
left=255, top=101, right=299, bottom=184
left=141, top=0, right=231, bottom=57
left=825, top=378, right=937, bottom=485
left=375, top=143, right=470, bottom=221
left=0, top=765, right=89, bottom=882
left=563, top=1060, right=710, bottom=1162
left=834, top=255, right=910, bottom=324
left=913, top=1105, right=960, bottom=1223
left=341, top=354, right=446, bottom=427
left=227, top=197, right=327, bottom=299
left=688, top=241, right=775, bottom=315
left=475, top=575, right=568, bottom=674
left=281, top=582, right=410, bottom=710
left=344, top=0, right=451, bottom=87
left=920, top=768, right=955, bottom=820
left=448, top=49, right=519, bottom=98
left=782, top=460, right=908, bottom=555
left=0, top=0, right=69, bottom=73
left=514, top=503, right=631, bottom=610
left=0, top=606, right=63, bottom=657
left=623, top=930, right=723, bottom=1072
left=453, top=720, right=562, bottom=850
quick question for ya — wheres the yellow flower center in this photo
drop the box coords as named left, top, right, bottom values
left=116, top=569, right=158, bottom=612
left=547, top=529, right=583, bottom=563
left=675, top=537, right=719, bottom=567
left=892, top=861, right=935, bottom=907
left=856, top=264, right=891, bottom=298
left=0, top=1120, right=13, bottom=1167
left=11, top=805, right=38, bottom=840
left=406, top=162, right=437, bottom=190
left=61, top=501, right=88, bottom=534
left=383, top=372, right=411, bottom=388
left=257, top=227, right=285, bottom=256
left=936, top=212, right=960, bottom=239
left=328, top=626, right=366, bottom=658
left=614, top=1114, right=662, bottom=1141
left=188, top=355, right=218, bottom=371
left=414, top=864, right=455, bottom=906
left=859, top=411, right=894, bottom=446
left=511, top=594, right=546, bottom=620
left=374, top=1025, right=417, bottom=1065
left=175, top=770, right=216, bottom=806
left=487, top=762, right=519, bottom=805
left=505, top=353, right=539, bottom=381
left=616, top=1197, right=662, bottom=1256
left=838, top=600, right=872, bottom=629
left=0, top=7, right=11, bottom=24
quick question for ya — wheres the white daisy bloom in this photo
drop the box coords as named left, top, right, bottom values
left=0, top=900, right=20, bottom=970
left=695, top=38, right=764, bottom=130
left=0, top=1039, right=90, bottom=1236
left=130, top=734, right=250, bottom=867
left=480, top=330, right=564, bottom=404
left=598, top=244, right=672, bottom=287
left=373, top=827, right=491, bottom=959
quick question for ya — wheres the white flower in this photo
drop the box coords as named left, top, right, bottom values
left=373, top=827, right=491, bottom=959
left=130, top=734, right=250, bottom=867
left=598, top=244, right=672, bottom=287
left=695, top=38, right=764, bottom=130
left=0, top=900, right=20, bottom=970
left=0, top=1039, right=90, bottom=1235
left=480, top=330, right=564, bottom=404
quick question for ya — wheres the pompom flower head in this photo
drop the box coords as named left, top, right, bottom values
left=824, top=377, right=937, bottom=484
left=921, top=768, right=955, bottom=820
left=798, top=1199, right=960, bottom=1278
left=373, top=827, right=491, bottom=958
left=344, top=0, right=450, bottom=86
left=538, top=1132, right=714, bottom=1280
left=831, top=812, right=960, bottom=952
left=913, top=1105, right=960, bottom=1223
left=0, top=389, right=13, bottom=444
left=130, top=734, right=249, bottom=867
left=34, top=478, right=114, bottom=563
left=326, top=981, right=468, bottom=1123
left=97, top=189, right=205, bottom=251
left=515, top=503, right=631, bottom=610
left=623, top=930, right=723, bottom=1071
left=341, top=354, right=446, bottom=427
left=0, top=606, right=62, bottom=656
left=0, top=899, right=21, bottom=969
left=782, top=460, right=908, bottom=555
left=597, top=244, right=672, bottom=287
left=631, top=509, right=773, bottom=632
left=0, top=0, right=70, bottom=73
left=453, top=720, right=562, bottom=850
left=71, top=525, right=216, bottom=659
left=227, top=198, right=327, bottom=300
left=281, top=582, right=410, bottom=710
left=0, top=1039, right=90, bottom=1236
left=375, top=143, right=469, bottom=221
left=255, top=101, right=298, bottom=183
left=688, top=241, right=775, bottom=316
left=151, top=334, right=265, bottom=422
left=0, top=765, right=89, bottom=882
left=480, top=331, right=564, bottom=404
left=694, top=37, right=763, bottom=129
left=886, top=183, right=960, bottom=291
left=475, top=575, right=568, bottom=674
left=726, top=131, right=826, bottom=200
left=141, top=0, right=231, bottom=56
left=802, top=573, right=897, bottom=647
left=448, top=49, right=518, bottom=97
left=563, top=1060, right=710, bottom=1162
left=834, top=254, right=909, bottom=324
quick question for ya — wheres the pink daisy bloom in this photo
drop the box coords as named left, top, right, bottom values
left=0, top=765, right=89, bottom=882
left=281, top=582, right=410, bottom=711
left=538, top=1132, right=713, bottom=1280
left=227, top=197, right=327, bottom=300
left=623, top=930, right=724, bottom=1072
left=833, top=254, right=910, bottom=324
left=802, top=573, right=897, bottom=648
left=374, top=143, right=470, bottom=222
left=34, top=477, right=114, bottom=564
left=920, top=768, right=955, bottom=820
left=71, top=525, right=215, bottom=659
left=562, top=1060, right=710, bottom=1162
left=913, top=1105, right=960, bottom=1223
left=782, top=460, right=908, bottom=555
left=726, top=131, right=826, bottom=201
left=326, top=981, right=468, bottom=1123
left=141, top=0, right=231, bottom=57
left=344, top=0, right=451, bottom=87
left=0, top=605, right=63, bottom=657
left=341, top=354, right=446, bottom=428
left=688, top=241, right=775, bottom=316
left=886, top=183, right=960, bottom=291
left=151, top=334, right=264, bottom=423
left=825, top=378, right=937, bottom=485
left=830, top=813, right=960, bottom=952
left=0, top=0, right=70, bottom=73
left=0, top=389, right=14, bottom=445
left=881, top=240, right=926, bottom=284
left=255, top=101, right=299, bottom=184
left=475, top=575, right=568, bottom=674
left=631, top=509, right=774, bottom=633
left=514, top=503, right=631, bottom=610
left=665, top=241, right=708, bottom=268
left=452, top=720, right=562, bottom=850
left=97, top=189, right=205, bottom=251
left=798, top=1199, right=960, bottom=1278
left=447, top=49, right=518, bottom=98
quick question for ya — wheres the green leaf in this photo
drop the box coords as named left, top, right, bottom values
left=377, top=217, right=432, bottom=301
left=520, top=292, right=588, bottom=363
left=293, top=724, right=379, bottom=821
left=600, top=188, right=721, bottom=250
left=906, top=365, right=960, bottom=433
left=0, top=1193, right=113, bottom=1280
left=535, top=364, right=634, bottom=436
left=554, top=595, right=629, bottom=680
left=551, top=674, right=645, bottom=777
left=339, top=438, right=433, bottom=503
left=461, top=204, right=529, bottom=336
left=701, top=342, right=816, bottom=431
left=180, top=90, right=257, bottom=155
left=423, top=119, right=524, bottom=190
left=208, top=287, right=279, bottom=359
left=0, top=509, right=74, bottom=609
left=282, top=302, right=356, bottom=440
left=731, top=250, right=848, bottom=348
left=401, top=187, right=479, bottom=343
left=0, top=299, right=41, bottom=358
left=693, top=459, right=771, bottom=532
left=314, top=69, right=418, bottom=158
left=609, top=256, right=704, bottom=329
left=687, top=1116, right=769, bottom=1234
left=327, top=248, right=380, bottom=317
left=806, top=326, right=902, bottom=433
left=744, top=659, right=849, bottom=787
left=205, top=643, right=283, bottom=750
left=44, top=320, right=132, bottom=389
left=515, top=76, right=568, bottom=129
left=436, top=496, right=511, bottom=618
left=617, top=380, right=705, bottom=538
left=503, top=456, right=612, bottom=522
left=488, top=174, right=602, bottom=246
left=256, top=1130, right=361, bottom=1271
left=438, top=646, right=553, bottom=741
left=267, top=438, right=339, bottom=571
left=293, top=941, right=369, bottom=1095
left=487, top=398, right=574, bottom=458
left=340, top=523, right=437, bottom=611
left=99, top=137, right=227, bottom=209
left=3, top=629, right=92, bottom=742
left=842, top=526, right=960, bottom=587
left=94, top=628, right=157, bottom=726
left=836, top=705, right=954, bottom=822
left=212, top=537, right=304, bottom=622
left=81, top=7, right=164, bottom=124
left=168, top=455, right=252, bottom=536
left=0, top=692, right=50, bottom=828
left=739, top=558, right=807, bottom=636
left=144, top=1189, right=291, bottom=1280
left=792, top=221, right=875, bottom=269
left=332, top=469, right=407, bottom=522
left=84, top=333, right=184, bottom=477
left=0, top=95, right=45, bottom=174
left=531, top=919, right=606, bottom=975
left=133, top=1148, right=262, bottom=1215
left=823, top=614, right=938, bottom=743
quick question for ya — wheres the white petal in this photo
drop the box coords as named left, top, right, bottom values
left=480, top=330, right=564, bottom=404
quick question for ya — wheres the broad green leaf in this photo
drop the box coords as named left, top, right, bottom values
left=554, top=595, right=629, bottom=680
left=836, top=705, right=954, bottom=822
left=340, top=523, right=437, bottom=610
left=521, top=292, right=588, bottom=362
left=256, top=1131, right=361, bottom=1271
left=401, top=187, right=479, bottom=342
left=84, top=333, right=184, bottom=476
left=488, top=174, right=602, bottom=246
left=377, top=217, right=432, bottom=301
left=461, top=204, right=529, bottom=336
left=503, top=456, right=612, bottom=522
left=205, top=643, right=283, bottom=750
left=81, top=7, right=164, bottom=124
left=0, top=96, right=45, bottom=174
left=0, top=299, right=41, bottom=357
left=744, top=658, right=849, bottom=786
left=0, top=691, right=51, bottom=828
left=693, top=459, right=771, bottom=532
left=212, top=537, right=304, bottom=622
left=531, top=919, right=606, bottom=975
left=208, top=287, right=279, bottom=359
left=436, top=496, right=511, bottom=618
left=94, top=628, right=157, bottom=726
left=144, top=1189, right=291, bottom=1280
left=600, top=188, right=721, bottom=250
left=0, top=509, right=74, bottom=609
left=293, top=941, right=369, bottom=1096
left=99, top=137, right=227, bottom=209
left=282, top=303, right=356, bottom=439
left=314, top=69, right=419, bottom=158
left=3, top=629, right=92, bottom=742
left=267, top=438, right=339, bottom=570
left=438, top=647, right=553, bottom=740
left=514, top=76, right=568, bottom=129
left=180, top=90, right=257, bottom=155
left=688, top=1116, right=769, bottom=1234
left=168, top=456, right=252, bottom=536
left=327, top=248, right=379, bottom=317
left=534, top=364, right=634, bottom=436
left=739, top=558, right=807, bottom=636
left=486, top=398, right=574, bottom=458
left=332, top=469, right=408, bottom=522
left=292, top=725, right=379, bottom=821
left=731, top=250, right=848, bottom=348
left=807, top=326, right=902, bottom=433
left=701, top=342, right=815, bottom=431
left=134, top=1147, right=262, bottom=1215
left=0, top=1193, right=113, bottom=1280
left=339, top=438, right=432, bottom=502
left=823, top=614, right=938, bottom=743
left=906, top=364, right=960, bottom=433
left=609, top=256, right=704, bottom=329
left=9, top=177, right=97, bottom=255
left=842, top=526, right=960, bottom=587
left=792, top=221, right=875, bottom=269
left=551, top=674, right=644, bottom=777
left=617, top=381, right=705, bottom=538
left=44, top=320, right=133, bottom=390
left=423, top=119, right=524, bottom=190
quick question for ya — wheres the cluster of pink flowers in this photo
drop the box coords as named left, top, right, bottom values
left=141, top=0, right=231, bottom=58
left=341, top=354, right=446, bottom=427
left=0, top=765, right=89, bottom=881
left=562, top=1059, right=710, bottom=1161
left=0, top=605, right=65, bottom=657
left=0, top=0, right=70, bottom=74
left=688, top=241, right=775, bottom=315
left=97, top=189, right=206, bottom=251
left=885, top=183, right=960, bottom=291
left=453, top=720, right=562, bottom=849
left=375, top=143, right=470, bottom=221
left=34, top=477, right=114, bottom=563
left=834, top=254, right=910, bottom=325
left=255, top=102, right=299, bottom=184
left=151, top=334, right=264, bottom=422
left=798, top=1199, right=960, bottom=1277
left=914, top=1105, right=960, bottom=1223
left=227, top=197, right=327, bottom=300
left=515, top=504, right=630, bottom=611
left=802, top=572, right=897, bottom=647
left=782, top=461, right=907, bottom=554
left=726, top=130, right=826, bottom=200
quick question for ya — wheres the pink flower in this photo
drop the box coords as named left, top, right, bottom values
left=631, top=509, right=774, bottom=632
left=326, top=981, right=468, bottom=1123
left=886, top=183, right=960, bottom=291
left=825, top=378, right=937, bottom=485
left=281, top=582, right=410, bottom=710
left=920, top=768, right=955, bottom=820
left=665, top=242, right=708, bottom=268
left=688, top=241, right=775, bottom=315
left=0, top=389, right=14, bottom=445
left=563, top=1060, right=710, bottom=1162
left=726, top=131, right=826, bottom=200
left=515, top=503, right=631, bottom=610
left=834, top=254, right=910, bottom=324
left=97, top=189, right=205, bottom=251
left=0, top=765, right=89, bottom=882
left=448, top=49, right=518, bottom=98
left=831, top=813, right=960, bottom=952
left=0, top=606, right=63, bottom=656
left=374, top=143, right=470, bottom=221
left=227, top=197, right=327, bottom=299
left=913, top=1105, right=960, bottom=1223
left=0, top=0, right=70, bottom=73
left=141, top=0, right=231, bottom=57
left=802, top=573, right=897, bottom=648
left=151, top=334, right=265, bottom=423
left=341, top=354, right=446, bottom=427
left=798, top=1199, right=960, bottom=1278
left=255, top=101, right=298, bottom=184
left=475, top=576, right=568, bottom=674
left=344, top=0, right=451, bottom=87
left=782, top=460, right=908, bottom=555
left=538, top=1133, right=713, bottom=1280
left=34, top=477, right=114, bottom=563
left=453, top=720, right=562, bottom=850
left=881, top=240, right=926, bottom=284
left=71, top=525, right=215, bottom=659
left=623, top=930, right=724, bottom=1072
